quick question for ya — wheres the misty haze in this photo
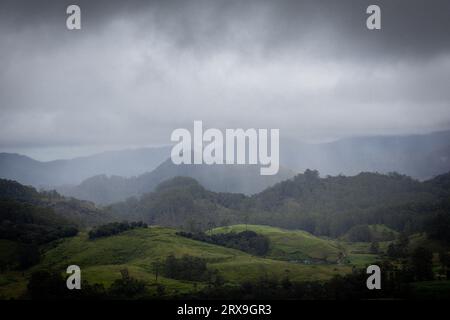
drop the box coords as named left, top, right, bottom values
left=1, top=0, right=450, bottom=304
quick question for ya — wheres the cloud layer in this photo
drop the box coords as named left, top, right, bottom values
left=1, top=0, right=450, bottom=159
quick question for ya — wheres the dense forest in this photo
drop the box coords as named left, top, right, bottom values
left=0, top=200, right=78, bottom=244
left=106, top=171, right=450, bottom=239
left=3, top=171, right=450, bottom=243
left=0, top=179, right=108, bottom=227
left=89, top=221, right=147, bottom=239
left=0, top=179, right=108, bottom=271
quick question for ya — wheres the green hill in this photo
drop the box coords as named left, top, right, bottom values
left=106, top=171, right=450, bottom=240
left=211, top=224, right=343, bottom=263
left=0, top=226, right=353, bottom=299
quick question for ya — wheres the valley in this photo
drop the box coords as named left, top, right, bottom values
left=0, top=166, right=450, bottom=300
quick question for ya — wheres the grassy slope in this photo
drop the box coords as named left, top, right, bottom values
left=3, top=225, right=448, bottom=300
left=1, top=226, right=354, bottom=298
left=339, top=241, right=385, bottom=267
left=211, top=224, right=344, bottom=263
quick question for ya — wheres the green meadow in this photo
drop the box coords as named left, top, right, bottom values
left=0, top=225, right=367, bottom=298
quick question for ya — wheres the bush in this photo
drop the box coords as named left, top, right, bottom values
left=88, top=221, right=147, bottom=239
left=108, top=268, right=147, bottom=299
left=163, top=254, right=209, bottom=281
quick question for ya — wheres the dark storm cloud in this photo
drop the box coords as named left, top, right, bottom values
left=0, top=0, right=450, bottom=159
left=2, top=0, right=450, bottom=58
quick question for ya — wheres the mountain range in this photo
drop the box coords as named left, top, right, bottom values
left=1, top=130, right=450, bottom=204
left=281, top=130, right=450, bottom=179
left=0, top=146, right=170, bottom=187
left=56, top=159, right=296, bottom=204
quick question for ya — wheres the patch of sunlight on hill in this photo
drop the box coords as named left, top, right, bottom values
left=211, top=224, right=344, bottom=263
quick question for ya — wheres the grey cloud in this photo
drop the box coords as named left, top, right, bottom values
left=0, top=0, right=450, bottom=159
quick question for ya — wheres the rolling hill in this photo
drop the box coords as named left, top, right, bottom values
left=211, top=224, right=343, bottom=263
left=0, top=226, right=355, bottom=299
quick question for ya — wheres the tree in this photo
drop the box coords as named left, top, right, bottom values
left=427, top=213, right=450, bottom=244
left=163, top=254, right=208, bottom=281
left=206, top=269, right=225, bottom=288
left=207, top=221, right=216, bottom=235
left=243, top=213, right=250, bottom=231
left=186, top=218, right=198, bottom=233
left=109, top=268, right=147, bottom=299
left=439, top=251, right=450, bottom=279
left=151, top=260, right=163, bottom=283
left=410, top=247, right=433, bottom=281
left=17, top=244, right=40, bottom=270
left=387, top=243, right=397, bottom=258
left=281, top=276, right=292, bottom=290
left=387, top=233, right=410, bottom=258
left=221, top=218, right=231, bottom=230
left=156, top=284, right=165, bottom=297
left=370, top=241, right=379, bottom=254
left=397, top=232, right=410, bottom=249
left=27, top=270, right=66, bottom=300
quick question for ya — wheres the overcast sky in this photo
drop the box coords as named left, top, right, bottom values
left=1, top=0, right=450, bottom=160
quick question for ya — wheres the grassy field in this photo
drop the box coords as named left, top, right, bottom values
left=3, top=224, right=450, bottom=300
left=0, top=225, right=359, bottom=298
left=2, top=224, right=449, bottom=300
left=211, top=224, right=344, bottom=263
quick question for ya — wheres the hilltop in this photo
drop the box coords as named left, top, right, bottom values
left=211, top=224, right=343, bottom=263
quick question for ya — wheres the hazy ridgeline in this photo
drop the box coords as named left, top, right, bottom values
left=1, top=130, right=450, bottom=205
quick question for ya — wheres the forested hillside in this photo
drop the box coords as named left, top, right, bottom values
left=0, top=179, right=108, bottom=228
left=106, top=170, right=450, bottom=239
left=0, top=179, right=113, bottom=272
left=249, top=170, right=450, bottom=237
left=106, top=176, right=245, bottom=229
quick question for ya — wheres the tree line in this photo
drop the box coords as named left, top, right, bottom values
left=88, top=221, right=147, bottom=239
left=106, top=171, right=450, bottom=240
left=177, top=230, right=270, bottom=256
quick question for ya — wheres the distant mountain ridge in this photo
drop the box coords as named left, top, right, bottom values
left=57, top=158, right=296, bottom=204
left=0, top=146, right=171, bottom=187
left=281, top=130, right=450, bottom=179
left=2, top=130, right=450, bottom=202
